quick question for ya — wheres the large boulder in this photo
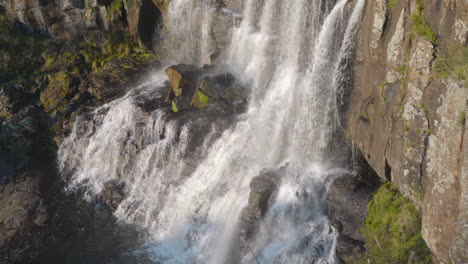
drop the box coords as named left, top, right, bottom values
left=100, top=181, right=125, bottom=210
left=239, top=169, right=281, bottom=243
left=192, top=72, right=237, bottom=109
left=165, top=64, right=212, bottom=112
left=165, top=64, right=248, bottom=112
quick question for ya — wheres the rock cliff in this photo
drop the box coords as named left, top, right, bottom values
left=347, top=0, right=467, bottom=263
left=1, top=0, right=162, bottom=48
left=0, top=0, right=467, bottom=263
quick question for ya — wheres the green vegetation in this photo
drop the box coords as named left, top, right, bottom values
left=0, top=9, right=50, bottom=86
left=192, top=90, right=210, bottom=109
left=433, top=46, right=468, bottom=86
left=108, top=0, right=124, bottom=21
left=411, top=0, right=437, bottom=44
left=389, top=0, right=399, bottom=12
left=43, top=32, right=154, bottom=73
left=349, top=183, right=432, bottom=264
left=198, top=90, right=209, bottom=106
left=48, top=72, right=72, bottom=97
left=458, top=111, right=466, bottom=126
left=171, top=101, right=179, bottom=113
left=226, top=85, right=247, bottom=103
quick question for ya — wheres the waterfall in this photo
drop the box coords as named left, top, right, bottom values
left=160, top=0, right=216, bottom=65
left=58, top=0, right=365, bottom=263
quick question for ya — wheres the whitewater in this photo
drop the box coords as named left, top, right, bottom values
left=58, top=0, right=365, bottom=263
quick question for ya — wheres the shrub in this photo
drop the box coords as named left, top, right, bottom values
left=433, top=46, right=468, bottom=86
left=411, top=0, right=437, bottom=44
left=389, top=0, right=399, bottom=12
left=349, top=183, right=432, bottom=264
left=458, top=111, right=466, bottom=126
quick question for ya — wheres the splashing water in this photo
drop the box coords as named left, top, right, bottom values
left=58, top=0, right=365, bottom=263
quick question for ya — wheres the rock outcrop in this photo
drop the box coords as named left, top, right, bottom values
left=239, top=168, right=281, bottom=243
left=0, top=0, right=162, bottom=47
left=348, top=0, right=468, bottom=263
left=165, top=64, right=248, bottom=112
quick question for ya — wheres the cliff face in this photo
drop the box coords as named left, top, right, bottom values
left=1, top=0, right=162, bottom=47
left=1, top=0, right=467, bottom=263
left=348, top=0, right=467, bottom=263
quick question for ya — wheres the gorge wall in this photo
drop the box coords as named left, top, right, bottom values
left=0, top=0, right=467, bottom=263
left=347, top=0, right=467, bottom=263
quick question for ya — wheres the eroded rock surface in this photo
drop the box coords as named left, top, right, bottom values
left=348, top=0, right=468, bottom=262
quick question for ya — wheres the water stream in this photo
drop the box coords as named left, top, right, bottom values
left=58, top=0, right=365, bottom=263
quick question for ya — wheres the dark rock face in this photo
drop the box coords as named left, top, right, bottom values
left=239, top=169, right=281, bottom=243
left=326, top=173, right=381, bottom=242
left=100, top=181, right=125, bottom=210
left=0, top=174, right=46, bottom=262
left=324, top=153, right=382, bottom=262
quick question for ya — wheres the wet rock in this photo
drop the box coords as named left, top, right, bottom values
left=192, top=72, right=236, bottom=109
left=326, top=172, right=381, bottom=241
left=325, top=154, right=382, bottom=261
left=165, top=64, right=248, bottom=112
left=334, top=232, right=365, bottom=263
left=100, top=181, right=125, bottom=210
left=166, top=64, right=212, bottom=112
left=239, top=169, right=281, bottom=242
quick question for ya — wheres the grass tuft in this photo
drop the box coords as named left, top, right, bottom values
left=411, top=0, right=437, bottom=44
left=433, top=46, right=468, bottom=87
left=458, top=111, right=466, bottom=126
left=389, top=0, right=399, bottom=12
left=348, top=183, right=432, bottom=264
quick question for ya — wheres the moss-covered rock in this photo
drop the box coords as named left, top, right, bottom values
left=349, top=183, right=431, bottom=264
left=191, top=72, right=247, bottom=110
left=433, top=45, right=468, bottom=87
left=192, top=89, right=210, bottom=109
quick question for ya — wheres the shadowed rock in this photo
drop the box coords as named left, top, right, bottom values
left=239, top=169, right=281, bottom=243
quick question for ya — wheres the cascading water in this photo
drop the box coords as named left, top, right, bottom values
left=161, top=0, right=216, bottom=65
left=58, top=0, right=365, bottom=263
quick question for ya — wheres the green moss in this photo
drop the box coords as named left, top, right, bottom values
left=411, top=0, right=437, bottom=44
left=417, top=190, right=425, bottom=202
left=349, top=183, right=432, bottom=264
left=396, top=65, right=409, bottom=77
left=79, top=32, right=154, bottom=72
left=458, top=111, right=466, bottom=126
left=226, top=85, right=247, bottom=103
left=433, top=46, right=468, bottom=86
left=419, top=101, right=428, bottom=113
left=107, top=0, right=124, bottom=21
left=198, top=90, right=209, bottom=105
left=48, top=72, right=72, bottom=95
left=192, top=90, right=210, bottom=109
left=171, top=101, right=179, bottom=113
left=389, top=0, right=399, bottom=12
